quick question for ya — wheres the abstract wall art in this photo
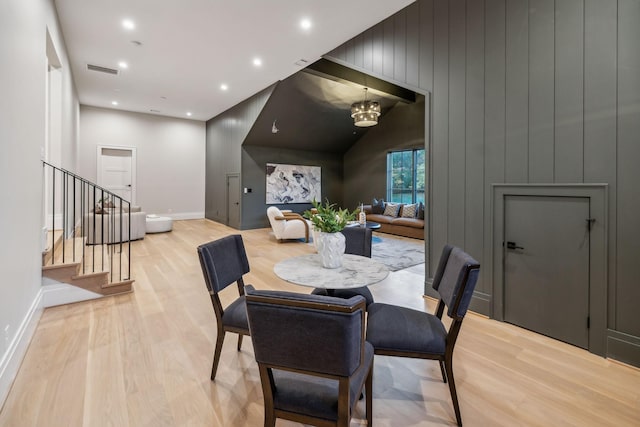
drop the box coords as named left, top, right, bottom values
left=265, top=163, right=321, bottom=204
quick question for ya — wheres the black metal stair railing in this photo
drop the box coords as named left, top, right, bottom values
left=42, top=161, right=131, bottom=282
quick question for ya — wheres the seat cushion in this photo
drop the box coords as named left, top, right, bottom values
left=271, top=342, right=373, bottom=421
left=366, top=303, right=447, bottom=355
left=221, top=296, right=248, bottom=330
left=390, top=217, right=425, bottom=229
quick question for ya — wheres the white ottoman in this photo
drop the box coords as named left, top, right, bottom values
left=145, top=215, right=173, bottom=233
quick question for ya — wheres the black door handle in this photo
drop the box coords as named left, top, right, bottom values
left=506, top=241, right=524, bottom=250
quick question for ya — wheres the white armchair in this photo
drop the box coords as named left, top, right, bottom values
left=266, top=206, right=310, bottom=243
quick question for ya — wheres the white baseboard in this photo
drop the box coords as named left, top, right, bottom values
left=0, top=289, right=44, bottom=408
left=167, top=211, right=204, bottom=220
left=41, top=280, right=102, bottom=308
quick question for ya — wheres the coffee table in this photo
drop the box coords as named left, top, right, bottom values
left=346, top=221, right=381, bottom=230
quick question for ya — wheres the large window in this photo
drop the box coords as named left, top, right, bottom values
left=386, top=149, right=425, bottom=204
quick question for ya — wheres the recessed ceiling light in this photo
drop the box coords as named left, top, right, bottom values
left=253, top=57, right=262, bottom=67
left=186, top=112, right=192, bottom=117
left=220, top=84, right=228, bottom=91
left=111, top=101, right=118, bottom=106
left=300, top=18, right=312, bottom=30
left=118, top=61, right=128, bottom=69
left=122, top=19, right=135, bottom=30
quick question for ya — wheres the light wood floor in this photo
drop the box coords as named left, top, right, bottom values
left=1, top=219, right=639, bottom=426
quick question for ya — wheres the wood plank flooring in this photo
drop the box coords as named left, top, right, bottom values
left=1, top=219, right=639, bottom=426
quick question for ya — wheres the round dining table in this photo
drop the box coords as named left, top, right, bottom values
left=273, top=253, right=389, bottom=291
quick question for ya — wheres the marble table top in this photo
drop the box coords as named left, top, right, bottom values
left=273, top=254, right=389, bottom=289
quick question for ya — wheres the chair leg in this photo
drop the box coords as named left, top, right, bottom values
left=263, top=410, right=275, bottom=427
left=439, top=359, right=447, bottom=383
left=211, top=331, right=226, bottom=381
left=365, top=365, right=373, bottom=426
left=444, top=354, right=462, bottom=427
left=237, top=333, right=244, bottom=351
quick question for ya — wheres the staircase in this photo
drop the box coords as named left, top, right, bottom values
left=41, top=162, right=134, bottom=306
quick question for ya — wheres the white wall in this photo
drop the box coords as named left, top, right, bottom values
left=79, top=106, right=206, bottom=219
left=0, top=0, right=79, bottom=405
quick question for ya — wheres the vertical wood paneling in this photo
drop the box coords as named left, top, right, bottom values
left=483, top=0, right=506, bottom=296
left=353, top=35, right=364, bottom=69
left=345, top=39, right=356, bottom=66
left=383, top=18, right=395, bottom=78
left=505, top=0, right=529, bottom=182
left=394, top=11, right=407, bottom=83
left=465, top=0, right=485, bottom=286
left=554, top=0, right=584, bottom=182
left=362, top=29, right=373, bottom=70
left=447, top=0, right=466, bottom=248
left=616, top=0, right=640, bottom=337
left=372, top=25, right=384, bottom=75
left=406, top=2, right=421, bottom=87
left=323, top=0, right=640, bottom=353
left=431, top=0, right=450, bottom=271
left=584, top=0, right=617, bottom=326
left=419, top=0, right=435, bottom=92
left=528, top=0, right=555, bottom=182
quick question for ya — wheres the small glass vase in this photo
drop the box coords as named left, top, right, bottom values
left=316, top=231, right=346, bottom=268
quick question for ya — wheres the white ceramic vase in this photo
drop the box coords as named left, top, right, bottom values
left=316, top=231, right=346, bottom=268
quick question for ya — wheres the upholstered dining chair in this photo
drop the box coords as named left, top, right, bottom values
left=197, top=234, right=251, bottom=381
left=311, top=226, right=375, bottom=306
left=245, top=286, right=373, bottom=427
left=365, top=245, right=480, bottom=426
left=266, top=206, right=310, bottom=242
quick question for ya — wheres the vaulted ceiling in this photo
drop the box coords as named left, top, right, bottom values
left=53, top=0, right=415, bottom=121
left=244, top=60, right=418, bottom=153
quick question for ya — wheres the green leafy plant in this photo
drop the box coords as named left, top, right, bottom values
left=303, top=199, right=356, bottom=233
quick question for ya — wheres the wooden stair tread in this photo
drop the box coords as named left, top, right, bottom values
left=42, top=235, right=134, bottom=299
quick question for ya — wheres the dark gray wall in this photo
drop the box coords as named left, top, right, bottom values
left=205, top=85, right=275, bottom=223
left=241, top=146, right=344, bottom=229
left=343, top=97, right=426, bottom=210
left=327, top=0, right=640, bottom=365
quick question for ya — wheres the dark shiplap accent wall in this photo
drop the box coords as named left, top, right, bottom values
left=241, top=146, right=344, bottom=229
left=205, top=85, right=275, bottom=224
left=326, top=0, right=640, bottom=363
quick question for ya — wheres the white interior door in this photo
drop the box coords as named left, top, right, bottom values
left=97, top=146, right=136, bottom=204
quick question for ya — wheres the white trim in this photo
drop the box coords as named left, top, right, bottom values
left=163, top=211, right=204, bottom=220
left=0, top=289, right=44, bottom=407
left=41, top=281, right=102, bottom=308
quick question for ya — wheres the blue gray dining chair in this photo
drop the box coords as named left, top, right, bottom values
left=312, top=226, right=375, bottom=306
left=245, top=285, right=373, bottom=427
left=365, top=245, right=480, bottom=426
left=197, top=234, right=251, bottom=381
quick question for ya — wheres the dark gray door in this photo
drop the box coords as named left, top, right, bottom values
left=504, top=195, right=590, bottom=349
left=226, top=174, right=240, bottom=228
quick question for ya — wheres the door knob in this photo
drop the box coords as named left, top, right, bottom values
left=506, top=241, right=524, bottom=250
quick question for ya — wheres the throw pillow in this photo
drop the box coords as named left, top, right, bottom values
left=372, top=198, right=385, bottom=214
left=383, top=202, right=401, bottom=217
left=94, top=205, right=108, bottom=215
left=401, top=203, right=418, bottom=218
left=416, top=201, right=425, bottom=220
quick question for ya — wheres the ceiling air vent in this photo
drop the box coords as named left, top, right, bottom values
left=86, top=64, right=119, bottom=75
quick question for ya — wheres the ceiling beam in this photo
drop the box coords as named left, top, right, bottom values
left=303, top=58, right=416, bottom=103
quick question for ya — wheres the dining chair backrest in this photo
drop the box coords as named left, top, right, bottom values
left=246, top=286, right=366, bottom=376
left=432, top=246, right=480, bottom=320
left=341, top=226, right=373, bottom=258
left=198, top=234, right=250, bottom=294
